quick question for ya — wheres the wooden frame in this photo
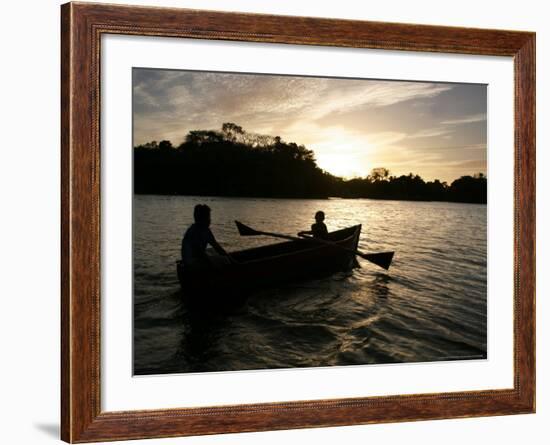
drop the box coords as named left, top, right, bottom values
left=61, top=2, right=535, bottom=442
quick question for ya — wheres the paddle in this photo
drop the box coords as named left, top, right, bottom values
left=235, top=221, right=394, bottom=270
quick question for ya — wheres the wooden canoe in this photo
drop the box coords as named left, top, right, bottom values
left=176, top=225, right=361, bottom=300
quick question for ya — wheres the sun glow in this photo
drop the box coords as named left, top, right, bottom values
left=314, top=151, right=367, bottom=179
left=286, top=126, right=376, bottom=179
left=308, top=130, right=416, bottom=179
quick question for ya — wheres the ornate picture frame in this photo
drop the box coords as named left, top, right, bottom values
left=61, top=2, right=535, bottom=442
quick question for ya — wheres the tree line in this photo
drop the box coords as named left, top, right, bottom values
left=134, top=123, right=487, bottom=204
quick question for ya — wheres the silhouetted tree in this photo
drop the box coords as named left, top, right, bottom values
left=369, top=167, right=390, bottom=181
left=158, top=140, right=173, bottom=151
left=449, top=174, right=487, bottom=203
left=221, top=122, right=245, bottom=143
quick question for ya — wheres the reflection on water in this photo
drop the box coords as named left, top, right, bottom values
left=133, top=195, right=487, bottom=374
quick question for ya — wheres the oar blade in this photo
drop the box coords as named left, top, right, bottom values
left=361, top=251, right=394, bottom=270
left=235, top=220, right=260, bottom=236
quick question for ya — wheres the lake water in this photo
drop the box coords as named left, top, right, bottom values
left=133, top=195, right=487, bottom=375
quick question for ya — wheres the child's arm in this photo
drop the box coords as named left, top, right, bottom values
left=298, top=229, right=313, bottom=237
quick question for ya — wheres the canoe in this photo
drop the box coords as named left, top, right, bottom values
left=176, top=225, right=361, bottom=301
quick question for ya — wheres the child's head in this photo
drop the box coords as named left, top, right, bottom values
left=315, top=210, right=325, bottom=222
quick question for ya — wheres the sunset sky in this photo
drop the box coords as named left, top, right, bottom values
left=133, top=68, right=486, bottom=183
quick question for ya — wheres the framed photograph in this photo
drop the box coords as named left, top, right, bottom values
left=61, top=2, right=535, bottom=442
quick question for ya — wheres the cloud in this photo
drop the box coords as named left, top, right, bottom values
left=407, top=127, right=453, bottom=139
left=132, top=69, right=486, bottom=183
left=132, top=70, right=454, bottom=145
left=441, top=113, right=487, bottom=125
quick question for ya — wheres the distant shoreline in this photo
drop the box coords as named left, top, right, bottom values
left=133, top=192, right=487, bottom=205
left=134, top=124, right=487, bottom=205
